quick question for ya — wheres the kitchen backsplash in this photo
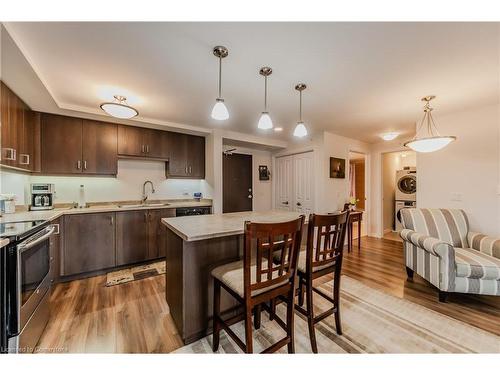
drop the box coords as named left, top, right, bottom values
left=1, top=159, right=213, bottom=205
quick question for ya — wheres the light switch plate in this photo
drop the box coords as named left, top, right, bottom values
left=451, top=192, right=463, bottom=202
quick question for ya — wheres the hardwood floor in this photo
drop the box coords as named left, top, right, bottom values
left=36, top=237, right=499, bottom=353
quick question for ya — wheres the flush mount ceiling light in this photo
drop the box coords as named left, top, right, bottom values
left=257, top=67, right=273, bottom=130
left=404, top=95, right=456, bottom=153
left=211, top=46, right=229, bottom=121
left=100, top=95, right=138, bottom=119
left=380, top=132, right=399, bottom=141
left=293, top=83, right=308, bottom=138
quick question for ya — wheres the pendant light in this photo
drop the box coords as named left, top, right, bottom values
left=211, top=46, right=229, bottom=120
left=100, top=95, right=138, bottom=119
left=404, top=95, right=456, bottom=153
left=293, top=83, right=308, bottom=137
left=257, top=67, right=273, bottom=130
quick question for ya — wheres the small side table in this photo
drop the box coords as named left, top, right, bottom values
left=347, top=211, right=363, bottom=252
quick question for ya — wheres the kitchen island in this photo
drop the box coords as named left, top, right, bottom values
left=161, top=210, right=304, bottom=344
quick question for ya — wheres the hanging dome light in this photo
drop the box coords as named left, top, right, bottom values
left=404, top=95, right=456, bottom=153
left=293, top=83, right=308, bottom=138
left=211, top=46, right=229, bottom=121
left=257, top=67, right=273, bottom=130
left=100, top=95, right=138, bottom=119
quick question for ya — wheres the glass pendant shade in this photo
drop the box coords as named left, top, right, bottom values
left=258, top=112, right=273, bottom=130
left=100, top=96, right=138, bottom=119
left=404, top=95, right=456, bottom=153
left=293, top=122, right=308, bottom=137
left=404, top=136, right=456, bottom=153
left=211, top=98, right=229, bottom=120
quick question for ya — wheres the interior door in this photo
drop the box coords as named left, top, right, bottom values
left=275, top=155, right=294, bottom=211
left=294, top=152, right=314, bottom=215
left=223, top=153, right=253, bottom=213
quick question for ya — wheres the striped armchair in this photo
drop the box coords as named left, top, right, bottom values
left=400, top=208, right=500, bottom=302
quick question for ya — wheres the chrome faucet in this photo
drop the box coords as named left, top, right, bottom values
left=141, top=180, right=155, bottom=204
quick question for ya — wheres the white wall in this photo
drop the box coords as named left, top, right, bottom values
left=1, top=159, right=212, bottom=205
left=223, top=144, right=273, bottom=212
left=418, top=103, right=500, bottom=236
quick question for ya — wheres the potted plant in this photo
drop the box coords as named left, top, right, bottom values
left=347, top=196, right=359, bottom=211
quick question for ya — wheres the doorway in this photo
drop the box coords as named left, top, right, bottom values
left=348, top=151, right=368, bottom=238
left=223, top=152, right=253, bottom=213
left=381, top=151, right=416, bottom=241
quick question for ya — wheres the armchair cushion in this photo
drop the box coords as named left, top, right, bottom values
left=455, top=247, right=500, bottom=280
left=467, top=232, right=500, bottom=259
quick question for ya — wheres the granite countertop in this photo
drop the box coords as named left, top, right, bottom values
left=0, top=199, right=212, bottom=225
left=162, top=209, right=307, bottom=242
left=0, top=238, right=9, bottom=248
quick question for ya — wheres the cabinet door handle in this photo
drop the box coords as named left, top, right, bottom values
left=141, top=145, right=145, bottom=153
left=185, top=166, right=188, bottom=174
left=19, top=154, right=30, bottom=165
left=2, top=148, right=16, bottom=161
left=51, top=223, right=60, bottom=235
left=83, top=160, right=87, bottom=170
left=77, top=160, right=81, bottom=170
left=189, top=166, right=192, bottom=174
left=146, top=145, right=150, bottom=153
left=144, top=212, right=148, bottom=222
left=282, top=201, right=289, bottom=205
left=110, top=216, right=114, bottom=225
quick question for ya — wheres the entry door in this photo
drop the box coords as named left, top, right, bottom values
left=294, top=152, right=313, bottom=215
left=223, top=153, right=253, bottom=213
left=275, top=155, right=294, bottom=211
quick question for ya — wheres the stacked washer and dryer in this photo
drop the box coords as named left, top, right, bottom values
left=395, top=167, right=417, bottom=231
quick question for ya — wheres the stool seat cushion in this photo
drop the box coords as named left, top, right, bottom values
left=211, top=260, right=289, bottom=297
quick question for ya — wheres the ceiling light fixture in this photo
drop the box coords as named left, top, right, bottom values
left=293, top=83, right=308, bottom=138
left=404, top=95, right=456, bottom=153
left=100, top=95, right=138, bottom=119
left=211, top=46, right=229, bottom=121
left=257, top=67, right=273, bottom=130
left=380, top=132, right=399, bottom=141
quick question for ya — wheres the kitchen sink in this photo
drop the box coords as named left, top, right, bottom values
left=117, top=203, right=170, bottom=208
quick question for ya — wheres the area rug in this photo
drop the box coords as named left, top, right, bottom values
left=173, top=276, right=500, bottom=353
left=105, top=261, right=166, bottom=287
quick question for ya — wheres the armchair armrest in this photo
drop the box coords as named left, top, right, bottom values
left=400, top=229, right=454, bottom=258
left=467, top=232, right=500, bottom=259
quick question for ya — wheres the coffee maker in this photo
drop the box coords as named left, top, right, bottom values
left=30, top=183, right=55, bottom=211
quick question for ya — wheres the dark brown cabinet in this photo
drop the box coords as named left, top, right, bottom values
left=118, top=125, right=169, bottom=159
left=49, top=217, right=63, bottom=283
left=116, top=208, right=175, bottom=265
left=167, top=132, right=205, bottom=179
left=82, top=120, right=117, bottom=175
left=0, top=81, right=38, bottom=171
left=41, top=114, right=117, bottom=175
left=62, top=213, right=116, bottom=276
left=148, top=208, right=176, bottom=259
left=116, top=210, right=149, bottom=266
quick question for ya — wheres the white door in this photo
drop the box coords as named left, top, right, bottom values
left=293, top=152, right=313, bottom=215
left=276, top=155, right=293, bottom=211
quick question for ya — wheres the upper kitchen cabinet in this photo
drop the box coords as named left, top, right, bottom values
left=41, top=114, right=118, bottom=175
left=166, top=132, right=205, bottom=179
left=117, top=125, right=169, bottom=159
left=0, top=81, right=39, bottom=172
left=82, top=120, right=117, bottom=175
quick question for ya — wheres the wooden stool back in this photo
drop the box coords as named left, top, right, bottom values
left=243, top=216, right=305, bottom=299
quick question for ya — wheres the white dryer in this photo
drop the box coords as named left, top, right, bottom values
left=395, top=168, right=417, bottom=201
left=395, top=200, right=417, bottom=231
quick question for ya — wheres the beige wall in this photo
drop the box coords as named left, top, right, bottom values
left=418, top=103, right=500, bottom=236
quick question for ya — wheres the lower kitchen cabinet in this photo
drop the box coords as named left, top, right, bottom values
left=49, top=217, right=63, bottom=283
left=148, top=208, right=176, bottom=259
left=116, top=210, right=149, bottom=266
left=63, top=212, right=116, bottom=276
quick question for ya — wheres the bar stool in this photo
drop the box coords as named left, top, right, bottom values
left=211, top=216, right=305, bottom=353
left=273, top=212, right=348, bottom=353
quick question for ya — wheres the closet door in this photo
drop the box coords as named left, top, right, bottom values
left=294, top=152, right=314, bottom=215
left=275, top=155, right=294, bottom=211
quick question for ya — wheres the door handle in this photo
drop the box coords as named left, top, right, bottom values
left=141, top=145, right=145, bottom=153
left=83, top=160, right=87, bottom=170
left=19, top=154, right=30, bottom=165
left=189, top=166, right=192, bottom=174
left=146, top=145, right=150, bottom=153
left=296, top=202, right=302, bottom=206
left=248, top=195, right=252, bottom=199
left=282, top=201, right=289, bottom=205
left=185, top=166, right=188, bottom=174
left=77, top=160, right=81, bottom=170
left=110, top=216, right=114, bottom=225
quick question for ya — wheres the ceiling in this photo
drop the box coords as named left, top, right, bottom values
left=4, top=22, right=499, bottom=143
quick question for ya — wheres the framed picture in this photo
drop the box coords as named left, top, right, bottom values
left=259, top=165, right=270, bottom=180
left=330, top=157, right=346, bottom=179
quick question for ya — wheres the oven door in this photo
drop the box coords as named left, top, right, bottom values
left=10, top=225, right=54, bottom=335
